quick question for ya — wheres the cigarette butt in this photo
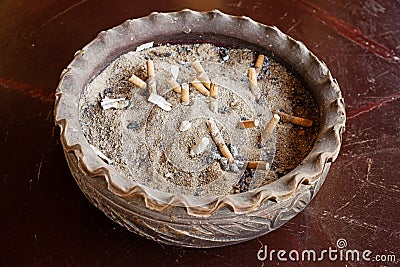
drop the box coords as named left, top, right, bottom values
left=248, top=68, right=261, bottom=99
left=206, top=119, right=234, bottom=163
left=190, top=79, right=209, bottom=96
left=167, top=78, right=181, bottom=93
left=220, top=146, right=234, bottom=164
left=191, top=60, right=205, bottom=74
left=147, top=76, right=157, bottom=95
left=197, top=72, right=211, bottom=89
left=210, top=82, right=218, bottom=98
left=100, top=97, right=128, bottom=110
left=255, top=54, right=265, bottom=72
left=246, top=161, right=269, bottom=170
left=146, top=60, right=155, bottom=77
left=238, top=119, right=260, bottom=129
left=128, top=74, right=147, bottom=89
left=260, top=114, right=280, bottom=142
left=278, top=112, right=313, bottom=127
left=209, top=98, right=218, bottom=113
left=248, top=67, right=257, bottom=85
left=181, top=83, right=190, bottom=105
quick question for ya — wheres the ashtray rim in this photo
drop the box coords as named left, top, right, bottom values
left=54, top=9, right=346, bottom=217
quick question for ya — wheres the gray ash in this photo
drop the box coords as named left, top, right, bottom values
left=233, top=169, right=255, bottom=193
left=127, top=121, right=141, bottom=131
left=218, top=47, right=230, bottom=62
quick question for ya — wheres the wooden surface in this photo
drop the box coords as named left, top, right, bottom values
left=0, top=0, right=399, bottom=266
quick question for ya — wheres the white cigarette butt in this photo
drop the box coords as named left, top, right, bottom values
left=148, top=93, right=172, bottom=111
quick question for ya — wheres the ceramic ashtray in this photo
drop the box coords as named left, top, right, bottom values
left=54, top=10, right=345, bottom=248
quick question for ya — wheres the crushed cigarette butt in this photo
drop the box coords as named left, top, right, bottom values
left=100, top=97, right=129, bottom=110
left=148, top=93, right=172, bottom=111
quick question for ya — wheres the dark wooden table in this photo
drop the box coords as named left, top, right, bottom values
left=1, top=0, right=399, bottom=266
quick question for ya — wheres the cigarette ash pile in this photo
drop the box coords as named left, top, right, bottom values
left=79, top=43, right=319, bottom=197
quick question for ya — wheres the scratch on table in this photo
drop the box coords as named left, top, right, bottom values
left=373, top=70, right=390, bottom=79
left=280, top=12, right=288, bottom=20
left=335, top=158, right=372, bottom=212
left=347, top=92, right=400, bottom=120
left=366, top=158, right=372, bottom=180
left=364, top=196, right=381, bottom=208
left=287, top=19, right=302, bottom=33
left=281, top=222, right=307, bottom=238
left=355, top=126, right=373, bottom=135
left=51, top=125, right=57, bottom=141
left=342, top=138, right=378, bottom=148
left=28, top=0, right=88, bottom=37
left=0, top=76, right=53, bottom=102
left=318, top=210, right=394, bottom=235
left=366, top=178, right=400, bottom=194
left=4, top=130, right=8, bottom=143
left=251, top=1, right=262, bottom=11
left=377, top=29, right=400, bottom=38
left=339, top=215, right=378, bottom=231
left=227, top=0, right=242, bottom=8
left=37, top=160, right=43, bottom=181
left=295, top=0, right=399, bottom=63
left=363, top=0, right=386, bottom=16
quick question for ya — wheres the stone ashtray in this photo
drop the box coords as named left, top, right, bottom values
left=54, top=10, right=346, bottom=248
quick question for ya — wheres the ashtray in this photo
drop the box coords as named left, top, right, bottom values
left=54, top=10, right=345, bottom=248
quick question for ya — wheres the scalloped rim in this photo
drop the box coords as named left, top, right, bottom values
left=54, top=9, right=346, bottom=217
